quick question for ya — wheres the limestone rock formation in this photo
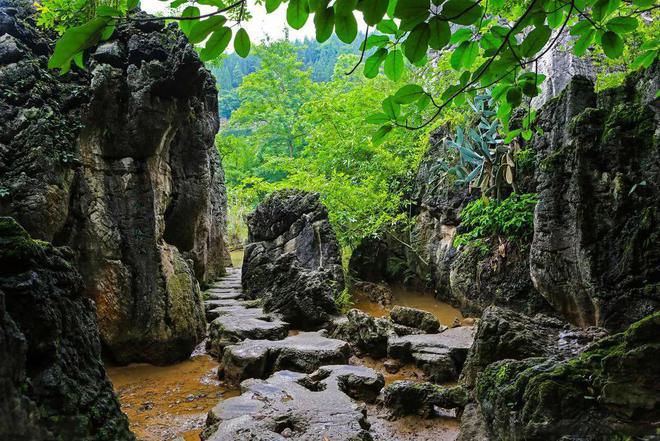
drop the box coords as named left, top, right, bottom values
left=242, top=190, right=344, bottom=328
left=329, top=309, right=398, bottom=358
left=530, top=68, right=660, bottom=330
left=383, top=381, right=469, bottom=417
left=390, top=306, right=441, bottom=333
left=475, top=312, right=660, bottom=440
left=460, top=305, right=608, bottom=387
left=0, top=1, right=230, bottom=364
left=204, top=366, right=383, bottom=440
left=0, top=217, right=134, bottom=440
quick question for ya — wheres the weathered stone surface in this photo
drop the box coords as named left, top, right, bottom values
left=205, top=366, right=382, bottom=440
left=0, top=217, right=134, bottom=440
left=0, top=1, right=230, bottom=364
left=383, top=381, right=469, bottom=417
left=219, top=332, right=352, bottom=386
left=388, top=326, right=475, bottom=382
left=330, top=309, right=397, bottom=358
left=390, top=306, right=441, bottom=333
left=242, top=190, right=344, bottom=328
left=456, top=403, right=493, bottom=441
left=530, top=68, right=660, bottom=330
left=460, top=305, right=607, bottom=387
left=475, top=312, right=660, bottom=440
left=353, top=281, right=393, bottom=307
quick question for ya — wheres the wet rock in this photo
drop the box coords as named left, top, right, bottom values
left=0, top=1, right=230, bottom=364
left=456, top=403, right=493, bottom=441
left=383, top=359, right=401, bottom=374
left=530, top=68, right=660, bottom=330
left=388, top=326, right=476, bottom=382
left=207, top=301, right=289, bottom=356
left=219, top=332, right=352, bottom=386
left=205, top=366, right=381, bottom=440
left=383, top=381, right=469, bottom=418
left=390, top=306, right=441, bottom=333
left=460, top=306, right=608, bottom=387
left=0, top=217, right=134, bottom=440
left=330, top=309, right=396, bottom=358
left=242, top=190, right=344, bottom=328
left=353, top=281, right=393, bottom=307
left=0, top=33, right=22, bottom=64
left=475, top=312, right=660, bottom=440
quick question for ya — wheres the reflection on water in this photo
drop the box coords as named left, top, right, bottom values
left=352, top=284, right=464, bottom=327
left=106, top=354, right=238, bottom=441
left=230, top=249, right=244, bottom=268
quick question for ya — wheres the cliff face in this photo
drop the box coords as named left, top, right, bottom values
left=0, top=217, right=134, bottom=440
left=0, top=1, right=230, bottom=364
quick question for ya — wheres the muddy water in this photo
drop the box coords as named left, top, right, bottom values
left=106, top=351, right=238, bottom=441
left=353, top=284, right=464, bottom=327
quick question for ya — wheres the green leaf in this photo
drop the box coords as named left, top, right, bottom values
left=266, top=0, right=283, bottom=13
left=308, top=0, right=327, bottom=11
left=573, top=28, right=595, bottom=56
left=428, top=17, right=450, bottom=49
left=600, top=30, right=623, bottom=58
left=394, top=0, right=430, bottom=21
left=546, top=1, right=565, bottom=28
left=287, top=0, right=310, bottom=29
left=200, top=26, right=232, bottom=61
left=234, top=28, right=251, bottom=58
left=48, top=17, right=110, bottom=71
left=384, top=48, right=404, bottom=81
left=382, top=97, right=401, bottom=118
left=506, top=86, right=522, bottom=107
left=632, top=0, right=653, bottom=6
left=372, top=124, right=393, bottom=144
left=363, top=34, right=390, bottom=49
left=335, top=11, right=358, bottom=43
left=520, top=25, right=551, bottom=57
left=189, top=16, right=227, bottom=44
left=314, top=7, right=335, bottom=42
left=376, top=19, right=398, bottom=34
left=394, top=84, right=425, bottom=103
left=364, top=47, right=387, bottom=78
left=630, top=50, right=657, bottom=70
left=127, top=0, right=139, bottom=10
left=450, top=27, right=473, bottom=44
left=179, top=7, right=200, bottom=36
left=100, top=24, right=116, bottom=41
left=442, top=0, right=484, bottom=25
left=362, top=0, right=389, bottom=25
left=334, top=0, right=358, bottom=14
left=404, top=22, right=430, bottom=63
left=366, top=112, right=391, bottom=124
left=592, top=0, right=620, bottom=22
left=570, top=20, right=592, bottom=36
left=605, top=17, right=638, bottom=34
left=96, top=5, right=122, bottom=16
left=451, top=40, right=478, bottom=70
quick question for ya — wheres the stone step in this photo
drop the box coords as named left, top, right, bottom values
left=205, top=290, right=242, bottom=300
left=219, top=332, right=352, bottom=387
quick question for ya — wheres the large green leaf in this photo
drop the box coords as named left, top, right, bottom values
left=266, top=0, right=282, bottom=13
left=600, top=30, right=623, bottom=58
left=372, top=124, right=393, bottom=144
left=384, top=48, right=404, bottom=81
left=573, top=28, right=595, bottom=56
left=335, top=11, right=358, bottom=43
left=394, top=84, right=426, bottom=104
left=179, top=6, right=200, bottom=36
left=48, top=17, right=110, bottom=71
left=364, top=47, right=387, bottom=78
left=442, top=0, right=484, bottom=25
left=404, top=22, right=430, bottom=63
left=506, top=86, right=522, bottom=106
left=334, top=0, right=358, bottom=14
left=189, top=16, right=227, bottom=44
left=234, top=28, right=251, bottom=58
left=382, top=96, right=401, bottom=118
left=314, top=7, right=335, bottom=42
left=605, top=17, right=638, bottom=34
left=287, top=0, right=310, bottom=29
left=520, top=25, right=551, bottom=57
left=361, top=0, right=389, bottom=25
left=428, top=16, right=450, bottom=49
left=394, top=0, right=430, bottom=25
left=376, top=19, right=398, bottom=34
left=450, top=40, right=478, bottom=69
left=363, top=34, right=390, bottom=49
left=200, top=26, right=232, bottom=61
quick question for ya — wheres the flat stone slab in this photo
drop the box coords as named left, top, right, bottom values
left=387, top=326, right=476, bottom=382
left=205, top=289, right=242, bottom=300
left=208, top=302, right=289, bottom=355
left=205, top=365, right=383, bottom=440
left=220, top=332, right=352, bottom=386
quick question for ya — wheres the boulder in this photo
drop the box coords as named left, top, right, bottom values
left=530, top=68, right=660, bottom=330
left=219, top=332, right=352, bottom=386
left=0, top=217, right=134, bottom=440
left=388, top=326, right=476, bottom=383
left=204, top=366, right=383, bottom=440
left=382, top=381, right=469, bottom=417
left=460, top=305, right=607, bottom=387
left=329, top=309, right=396, bottom=358
left=242, top=190, right=344, bottom=328
left=353, top=280, right=394, bottom=307
left=0, top=1, right=230, bottom=364
left=390, top=305, right=441, bottom=333
left=475, top=312, right=660, bottom=440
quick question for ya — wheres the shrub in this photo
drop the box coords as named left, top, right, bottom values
left=454, top=193, right=538, bottom=253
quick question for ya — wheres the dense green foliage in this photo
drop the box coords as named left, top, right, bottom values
left=454, top=192, right=538, bottom=252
